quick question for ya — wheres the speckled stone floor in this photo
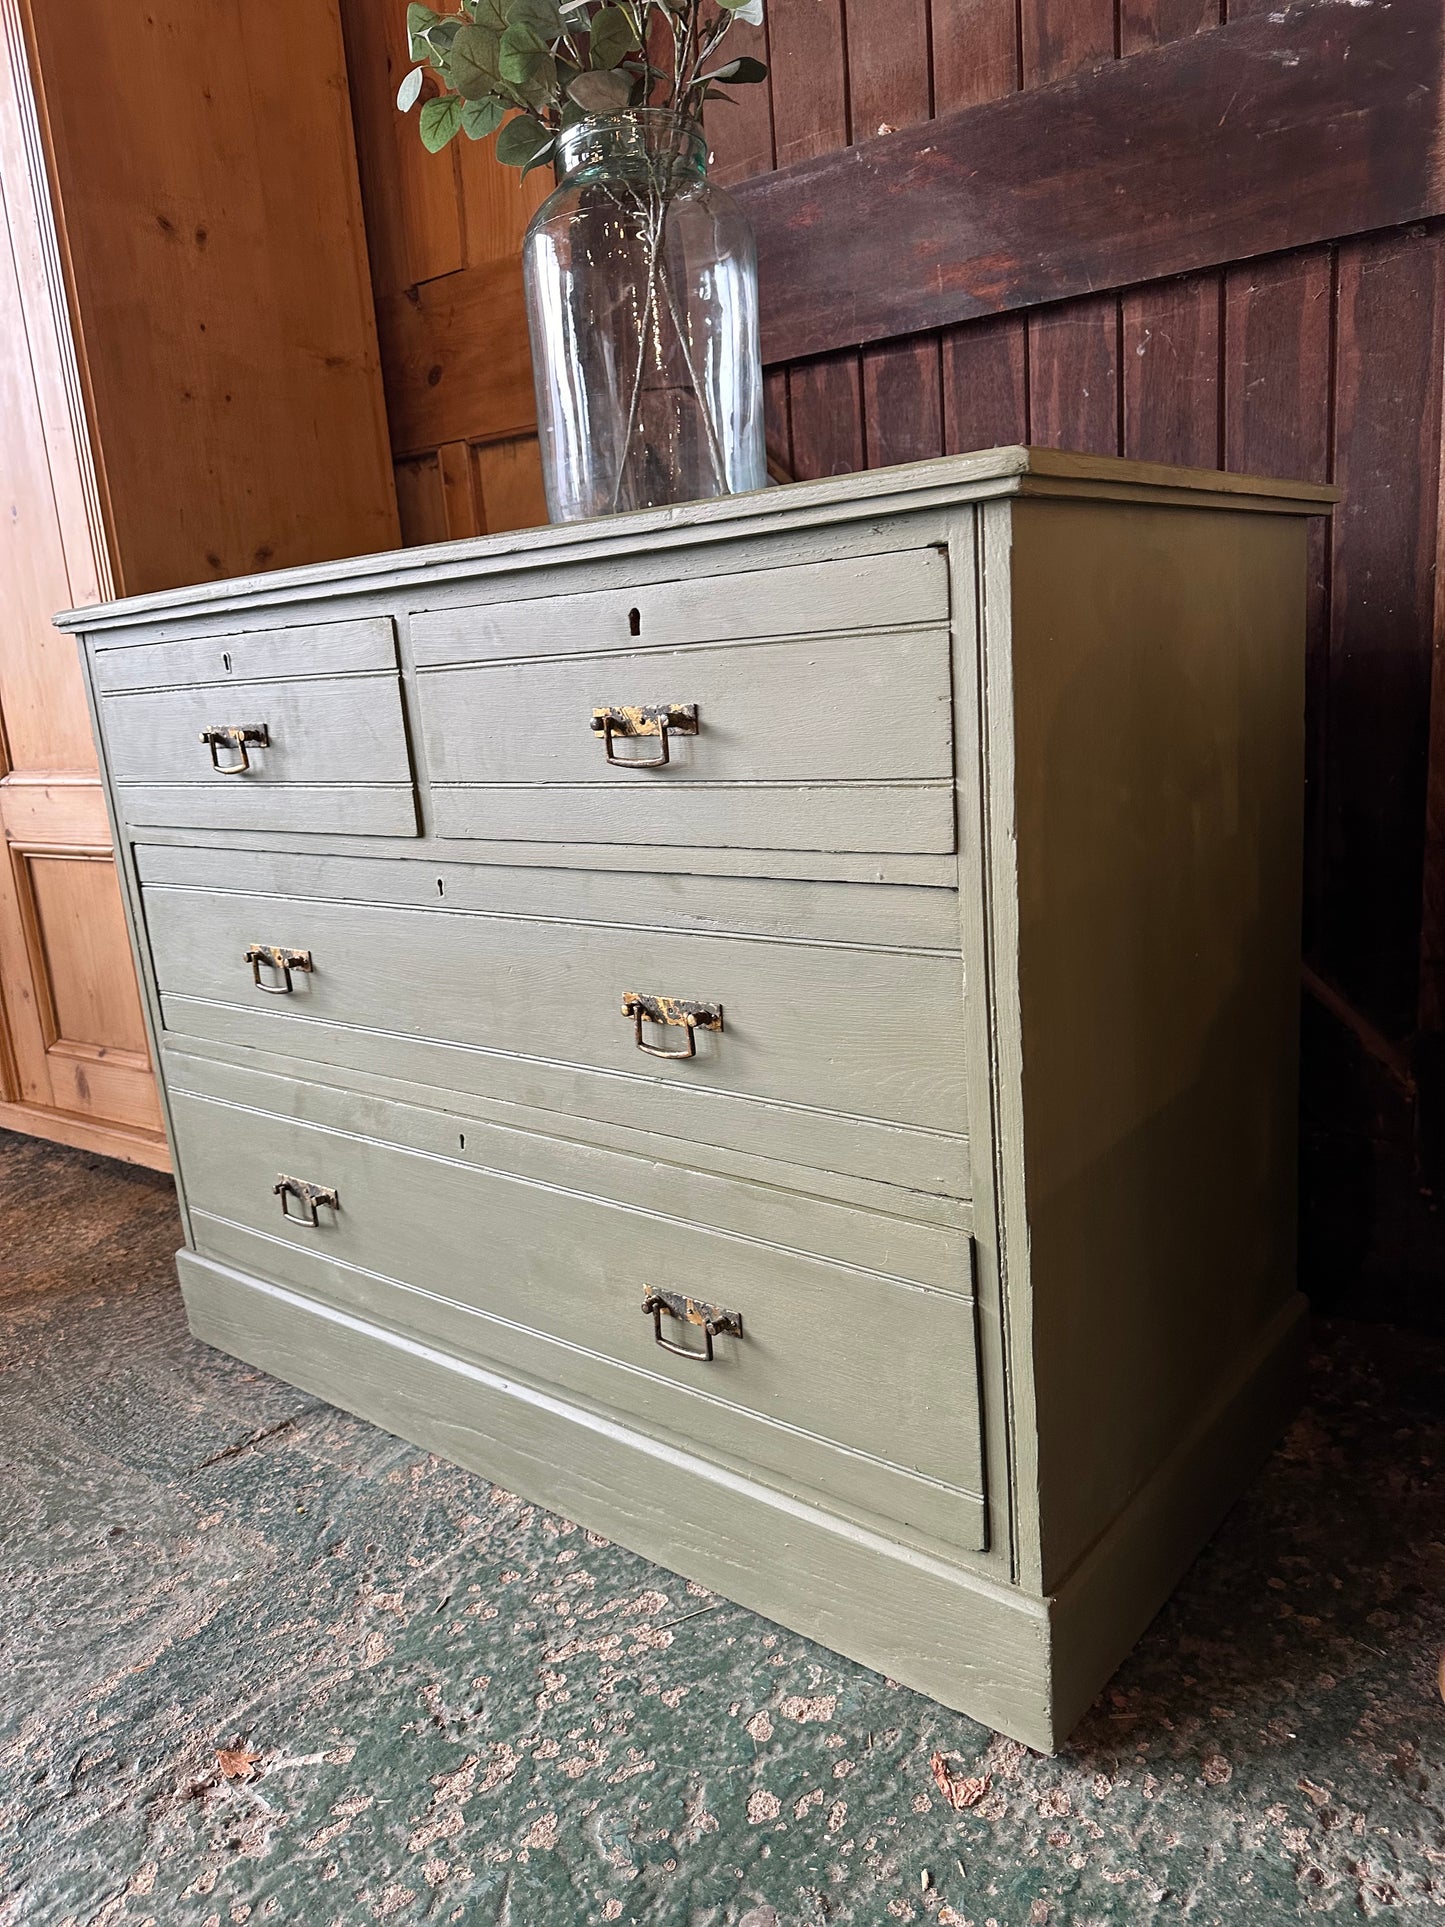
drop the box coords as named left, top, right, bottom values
left=1, top=1126, right=1443, bottom=1927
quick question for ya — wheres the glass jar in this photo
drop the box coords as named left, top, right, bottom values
left=522, top=110, right=767, bottom=524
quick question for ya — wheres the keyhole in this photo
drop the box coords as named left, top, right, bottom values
left=222, top=650, right=232, bottom=673
left=458, top=1132, right=466, bottom=1151
left=628, top=607, right=641, bottom=637
left=436, top=877, right=445, bottom=897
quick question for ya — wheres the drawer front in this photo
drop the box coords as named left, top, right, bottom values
left=411, top=546, right=950, bottom=663
left=412, top=546, right=955, bottom=856
left=92, top=617, right=398, bottom=694
left=141, top=879, right=970, bottom=1193
left=97, top=658, right=417, bottom=838
left=417, top=630, right=954, bottom=853
left=167, top=1070, right=985, bottom=1547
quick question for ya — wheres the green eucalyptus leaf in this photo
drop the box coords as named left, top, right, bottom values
left=396, top=64, right=425, bottom=111
left=587, top=5, right=639, bottom=70
left=472, top=0, right=508, bottom=26
left=719, top=0, right=764, bottom=21
left=697, top=54, right=766, bottom=83
left=567, top=65, right=632, bottom=111
left=419, top=91, right=466, bottom=150
left=499, top=19, right=548, bottom=71
left=460, top=93, right=506, bottom=136
left=447, top=21, right=506, bottom=96
left=407, top=1, right=443, bottom=59
left=495, top=111, right=555, bottom=167
left=521, top=138, right=557, bottom=176
left=508, top=0, right=564, bottom=36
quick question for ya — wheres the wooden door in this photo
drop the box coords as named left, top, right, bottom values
left=0, top=2, right=164, bottom=1166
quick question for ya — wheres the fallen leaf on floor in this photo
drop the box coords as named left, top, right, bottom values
left=216, top=1747, right=262, bottom=1781
left=930, top=1753, right=990, bottom=1812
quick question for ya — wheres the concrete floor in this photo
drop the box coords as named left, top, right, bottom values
left=1, top=1127, right=1442, bottom=1927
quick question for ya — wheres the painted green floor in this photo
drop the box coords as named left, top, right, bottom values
left=1, top=1128, right=1442, bottom=1926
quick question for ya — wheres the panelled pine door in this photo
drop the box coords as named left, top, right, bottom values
left=0, top=8, right=163, bottom=1166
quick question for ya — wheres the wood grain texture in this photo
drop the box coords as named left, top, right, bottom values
left=767, top=0, right=863, bottom=479
left=0, top=0, right=163, bottom=1161
left=738, top=0, right=1445, bottom=362
left=25, top=0, right=398, bottom=593
left=1223, top=247, right=1333, bottom=956
left=374, top=258, right=536, bottom=458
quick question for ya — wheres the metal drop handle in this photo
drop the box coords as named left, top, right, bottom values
left=621, top=992, right=723, bottom=1060
left=642, top=1290, right=743, bottom=1363
left=245, top=944, right=313, bottom=994
left=590, top=703, right=698, bottom=768
left=273, top=1174, right=338, bottom=1227
left=201, top=723, right=269, bottom=774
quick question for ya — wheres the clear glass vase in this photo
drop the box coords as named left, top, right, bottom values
left=522, top=110, right=767, bottom=524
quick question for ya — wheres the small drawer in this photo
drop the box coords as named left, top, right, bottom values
left=412, top=547, right=955, bottom=855
left=95, top=620, right=417, bottom=837
left=411, top=546, right=950, bottom=663
left=168, top=1071, right=985, bottom=1548
left=140, top=873, right=970, bottom=1195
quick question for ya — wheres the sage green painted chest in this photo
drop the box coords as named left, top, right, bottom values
left=63, top=449, right=1335, bottom=1749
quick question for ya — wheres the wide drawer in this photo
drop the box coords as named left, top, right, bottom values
left=166, top=1059, right=985, bottom=1548
left=411, top=547, right=955, bottom=855
left=94, top=618, right=417, bottom=837
left=140, top=868, right=970, bottom=1195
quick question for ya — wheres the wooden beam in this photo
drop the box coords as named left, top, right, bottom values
left=737, top=0, right=1445, bottom=363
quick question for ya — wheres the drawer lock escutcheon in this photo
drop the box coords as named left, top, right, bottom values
left=244, top=944, right=313, bottom=995
left=621, top=992, right=723, bottom=1060
left=273, top=1174, right=339, bottom=1227
left=642, top=1289, right=743, bottom=1364
left=590, top=703, right=698, bottom=768
left=200, top=723, right=270, bottom=774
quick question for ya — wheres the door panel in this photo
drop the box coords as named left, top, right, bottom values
left=0, top=11, right=163, bottom=1166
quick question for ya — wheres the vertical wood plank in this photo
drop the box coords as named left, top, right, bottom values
left=764, top=367, right=793, bottom=478
left=1021, top=0, right=1120, bottom=455
left=393, top=452, right=449, bottom=546
left=1223, top=248, right=1333, bottom=954
left=1027, top=297, right=1119, bottom=453
left=943, top=316, right=1029, bottom=452
left=767, top=0, right=861, bottom=479
left=932, top=0, right=1019, bottom=109
left=1328, top=229, right=1444, bottom=1035
left=1120, top=0, right=1218, bottom=40
left=1020, top=0, right=1114, bottom=87
left=339, top=0, right=465, bottom=292
left=473, top=436, right=549, bottom=534
left=706, top=14, right=775, bottom=187
left=1119, top=3, right=1223, bottom=474
left=437, top=439, right=483, bottom=539
left=1121, top=271, right=1222, bottom=468
left=937, top=0, right=1026, bottom=452
left=848, top=0, right=942, bottom=467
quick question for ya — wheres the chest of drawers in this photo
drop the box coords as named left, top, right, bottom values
left=63, top=448, right=1334, bottom=1749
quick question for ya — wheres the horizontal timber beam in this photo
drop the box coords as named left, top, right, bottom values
left=736, top=0, right=1445, bottom=364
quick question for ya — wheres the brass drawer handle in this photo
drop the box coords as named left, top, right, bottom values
left=590, top=703, right=698, bottom=768
left=621, top=992, right=723, bottom=1060
left=273, top=1174, right=338, bottom=1227
left=642, top=1289, right=743, bottom=1363
left=201, top=723, right=269, bottom=773
left=244, top=944, right=313, bottom=994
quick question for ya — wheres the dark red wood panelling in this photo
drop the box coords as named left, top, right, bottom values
left=1328, top=229, right=1445, bottom=1035
left=1223, top=248, right=1334, bottom=952
left=737, top=0, right=1445, bottom=362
